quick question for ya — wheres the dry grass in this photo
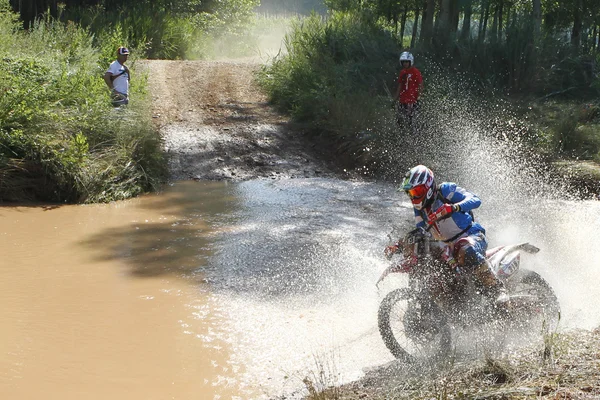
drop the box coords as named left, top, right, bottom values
left=313, top=328, right=600, bottom=399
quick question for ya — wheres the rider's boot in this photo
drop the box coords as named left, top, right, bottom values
left=474, top=261, right=510, bottom=307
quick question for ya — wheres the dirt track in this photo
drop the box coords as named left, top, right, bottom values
left=142, top=59, right=340, bottom=181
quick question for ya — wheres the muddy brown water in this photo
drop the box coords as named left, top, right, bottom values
left=0, top=182, right=250, bottom=400
left=1, top=178, right=599, bottom=400
left=0, top=178, right=406, bottom=400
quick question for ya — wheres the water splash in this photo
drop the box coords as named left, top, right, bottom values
left=375, top=66, right=600, bottom=333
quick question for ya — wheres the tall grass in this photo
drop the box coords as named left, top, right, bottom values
left=0, top=1, right=166, bottom=203
left=63, top=3, right=197, bottom=60
left=524, top=101, right=600, bottom=162
left=257, top=12, right=400, bottom=168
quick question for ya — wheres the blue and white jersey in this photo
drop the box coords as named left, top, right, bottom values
left=414, top=182, right=485, bottom=242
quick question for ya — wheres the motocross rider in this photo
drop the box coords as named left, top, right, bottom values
left=386, top=165, right=509, bottom=307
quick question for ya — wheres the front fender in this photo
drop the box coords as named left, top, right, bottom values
left=376, top=263, right=411, bottom=288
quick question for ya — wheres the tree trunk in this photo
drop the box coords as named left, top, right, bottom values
left=433, top=0, right=441, bottom=38
left=399, top=5, right=409, bottom=45
left=460, top=0, right=472, bottom=41
left=420, top=0, right=435, bottom=46
left=23, top=0, right=36, bottom=29
left=435, top=0, right=451, bottom=46
left=411, top=6, right=421, bottom=47
left=450, top=0, right=459, bottom=35
left=490, top=3, right=498, bottom=42
left=480, top=0, right=491, bottom=42
left=571, top=0, right=583, bottom=49
left=386, top=0, right=392, bottom=22
left=478, top=0, right=487, bottom=42
left=13, top=0, right=58, bottom=29
left=504, top=3, right=511, bottom=39
left=410, top=6, right=423, bottom=48
left=497, top=0, right=503, bottom=42
left=532, top=0, right=541, bottom=43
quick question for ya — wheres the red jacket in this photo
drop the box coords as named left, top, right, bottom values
left=398, top=67, right=423, bottom=104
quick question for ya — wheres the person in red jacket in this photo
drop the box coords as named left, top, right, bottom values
left=394, top=51, right=423, bottom=129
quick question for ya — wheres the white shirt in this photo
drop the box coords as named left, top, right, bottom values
left=106, top=60, right=129, bottom=95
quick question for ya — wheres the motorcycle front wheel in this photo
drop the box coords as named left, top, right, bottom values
left=378, top=288, right=451, bottom=363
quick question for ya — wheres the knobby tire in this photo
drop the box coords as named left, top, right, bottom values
left=378, top=288, right=451, bottom=363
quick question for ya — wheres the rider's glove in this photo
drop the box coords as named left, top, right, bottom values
left=426, top=204, right=459, bottom=225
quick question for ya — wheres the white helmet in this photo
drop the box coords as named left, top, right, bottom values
left=399, top=51, right=414, bottom=66
left=401, top=165, right=435, bottom=210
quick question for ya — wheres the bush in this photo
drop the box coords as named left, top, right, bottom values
left=258, top=11, right=400, bottom=167
left=522, top=100, right=600, bottom=162
left=0, top=3, right=165, bottom=203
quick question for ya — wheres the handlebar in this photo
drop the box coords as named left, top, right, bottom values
left=385, top=225, right=437, bottom=261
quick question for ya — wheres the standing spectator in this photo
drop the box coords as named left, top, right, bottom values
left=104, top=46, right=130, bottom=106
left=394, top=51, right=423, bottom=128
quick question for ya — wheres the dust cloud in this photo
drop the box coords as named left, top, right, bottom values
left=190, top=13, right=293, bottom=62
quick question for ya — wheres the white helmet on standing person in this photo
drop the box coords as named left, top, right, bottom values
left=399, top=51, right=414, bottom=66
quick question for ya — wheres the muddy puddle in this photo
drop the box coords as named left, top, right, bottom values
left=1, top=179, right=599, bottom=400
left=0, top=182, right=248, bottom=399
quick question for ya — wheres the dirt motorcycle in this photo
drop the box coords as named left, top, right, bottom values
left=376, top=227, right=561, bottom=363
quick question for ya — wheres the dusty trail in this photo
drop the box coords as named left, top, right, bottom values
left=142, top=59, right=341, bottom=181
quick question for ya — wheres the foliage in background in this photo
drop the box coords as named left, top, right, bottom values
left=0, top=0, right=165, bottom=203
left=321, top=0, right=600, bottom=97
left=524, top=101, right=600, bottom=162
left=2, top=0, right=598, bottom=201
left=258, top=1, right=600, bottom=176
left=59, top=0, right=259, bottom=60
left=256, top=0, right=326, bottom=15
left=257, top=12, right=400, bottom=168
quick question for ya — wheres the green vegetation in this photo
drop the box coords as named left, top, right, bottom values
left=258, top=2, right=600, bottom=187
left=15, top=0, right=260, bottom=60
left=2, top=0, right=599, bottom=203
left=1, top=0, right=268, bottom=203
left=0, top=1, right=165, bottom=203
left=257, top=12, right=400, bottom=170
left=525, top=101, right=600, bottom=162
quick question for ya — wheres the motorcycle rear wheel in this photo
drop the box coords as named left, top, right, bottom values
left=378, top=288, right=451, bottom=363
left=507, top=269, right=561, bottom=330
